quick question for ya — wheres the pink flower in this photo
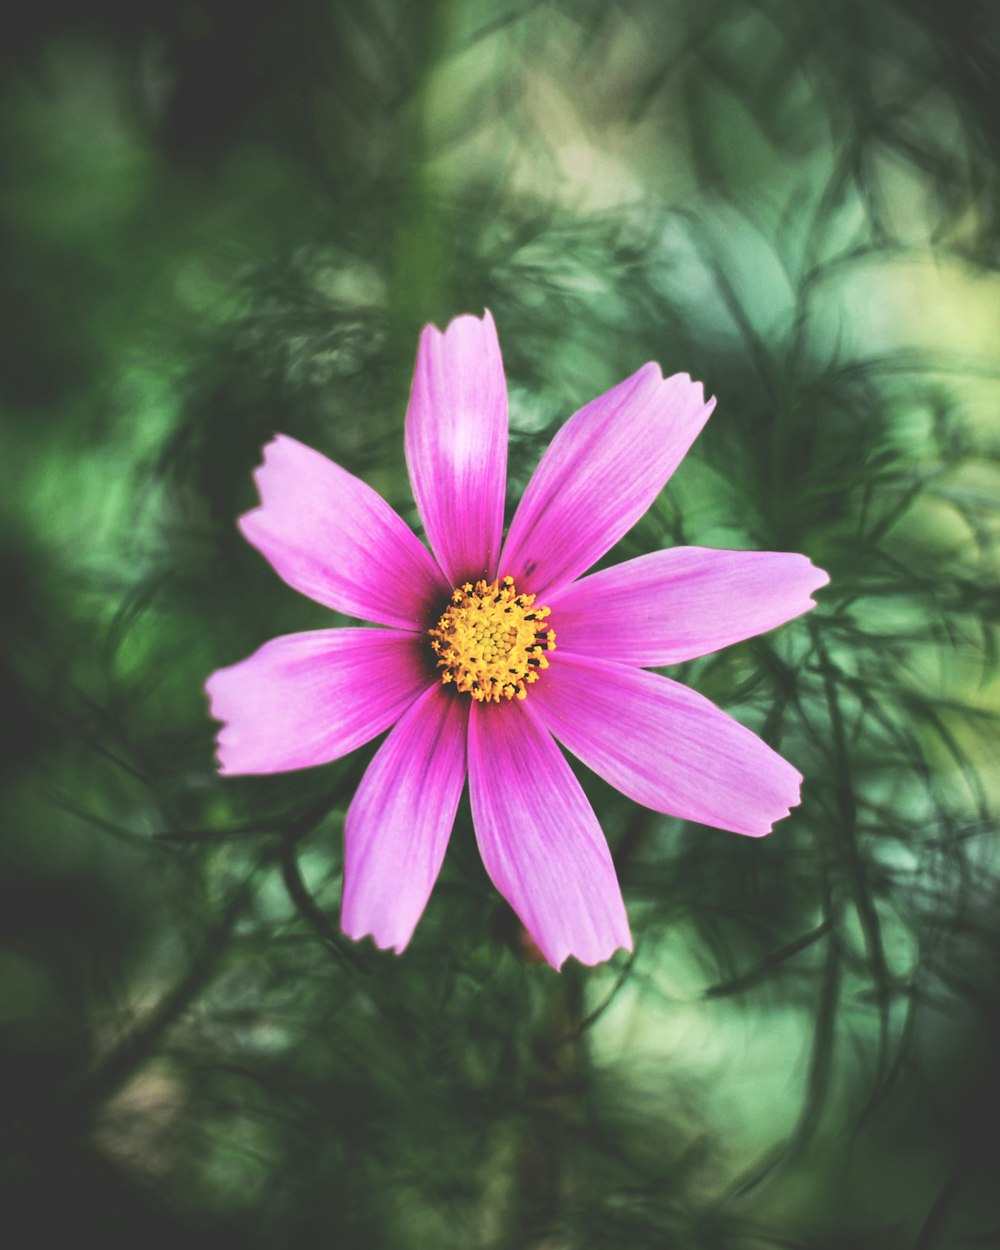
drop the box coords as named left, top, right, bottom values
left=206, top=312, right=828, bottom=969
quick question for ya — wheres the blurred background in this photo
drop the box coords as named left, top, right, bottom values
left=3, top=1, right=1000, bottom=1246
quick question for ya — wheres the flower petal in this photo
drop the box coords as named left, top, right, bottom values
left=468, top=701, right=632, bottom=970
left=405, top=311, right=508, bottom=584
left=548, top=548, right=829, bottom=666
left=239, top=435, right=448, bottom=630
left=500, top=367, right=715, bottom=596
left=531, top=653, right=802, bottom=837
left=342, top=685, right=469, bottom=954
left=205, top=629, right=431, bottom=775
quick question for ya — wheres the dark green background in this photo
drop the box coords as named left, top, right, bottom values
left=3, top=2, right=999, bottom=1246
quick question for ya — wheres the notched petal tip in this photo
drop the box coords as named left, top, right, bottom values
left=749, top=800, right=799, bottom=839
left=214, top=744, right=248, bottom=778
left=204, top=668, right=247, bottom=777
left=203, top=665, right=231, bottom=728
left=770, top=551, right=828, bottom=622
left=202, top=662, right=283, bottom=778
left=733, top=760, right=803, bottom=838
left=651, top=364, right=715, bottom=398
left=428, top=307, right=496, bottom=335
left=248, top=432, right=305, bottom=498
left=784, top=554, right=831, bottom=624
left=416, top=310, right=498, bottom=363
left=804, top=557, right=832, bottom=600
left=235, top=505, right=263, bottom=545
left=340, top=923, right=411, bottom=957
left=545, top=933, right=633, bottom=972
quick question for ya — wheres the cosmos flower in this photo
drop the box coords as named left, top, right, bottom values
left=206, top=312, right=828, bottom=969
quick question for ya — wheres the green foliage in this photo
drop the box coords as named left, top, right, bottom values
left=2, top=1, right=1000, bottom=1246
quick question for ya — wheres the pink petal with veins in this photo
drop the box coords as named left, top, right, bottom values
left=548, top=547, right=828, bottom=666
left=342, top=685, right=469, bottom=953
left=468, top=700, right=632, bottom=970
left=205, top=628, right=431, bottom=775
left=405, top=311, right=508, bottom=584
left=532, top=652, right=802, bottom=837
left=240, top=435, right=447, bottom=630
left=500, top=368, right=714, bottom=597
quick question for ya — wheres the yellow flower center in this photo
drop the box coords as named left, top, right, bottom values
left=428, top=576, right=556, bottom=703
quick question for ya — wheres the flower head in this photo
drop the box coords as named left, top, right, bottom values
left=206, top=312, right=828, bottom=969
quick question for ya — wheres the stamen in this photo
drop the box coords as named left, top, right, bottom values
left=428, top=575, right=557, bottom=703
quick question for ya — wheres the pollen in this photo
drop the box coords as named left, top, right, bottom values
left=428, top=576, right=556, bottom=703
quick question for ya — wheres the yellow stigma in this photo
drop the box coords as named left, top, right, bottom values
left=428, top=576, right=556, bottom=703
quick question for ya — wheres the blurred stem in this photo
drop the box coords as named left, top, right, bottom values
left=389, top=0, right=452, bottom=337
left=65, top=782, right=356, bottom=1126
left=513, top=969, right=585, bottom=1250
left=814, top=625, right=892, bottom=1098
left=57, top=864, right=261, bottom=1130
